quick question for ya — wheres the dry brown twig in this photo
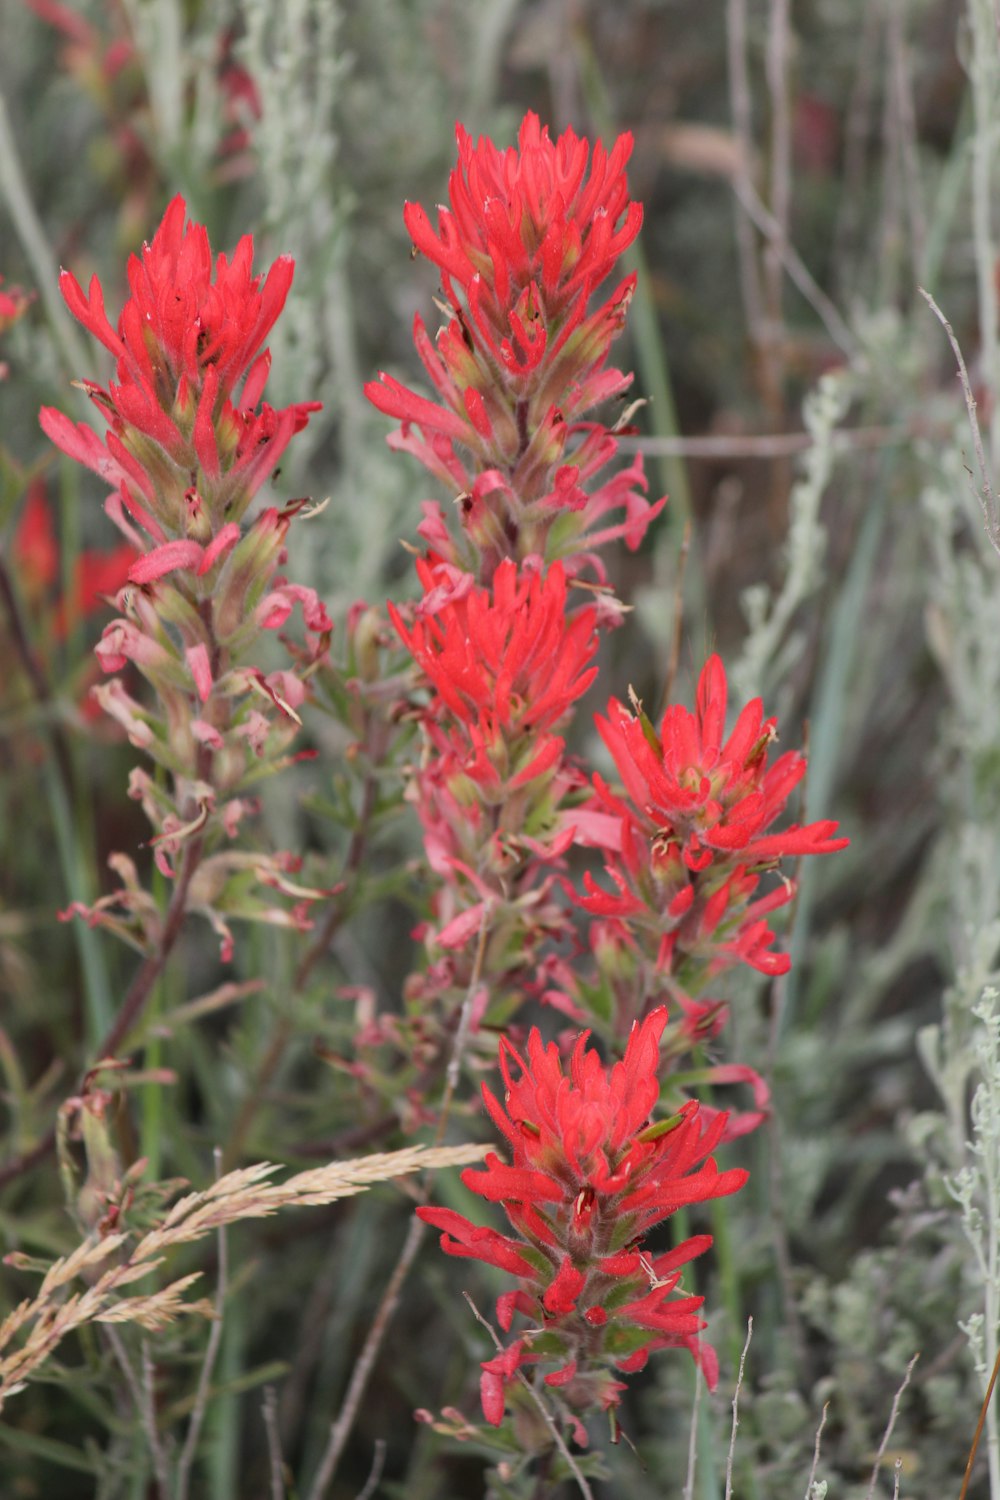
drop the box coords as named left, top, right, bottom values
left=463, top=1291, right=596, bottom=1500
left=682, top=1336, right=706, bottom=1500
left=0, top=1143, right=482, bottom=1412
left=803, top=1400, right=830, bottom=1499
left=864, top=1351, right=918, bottom=1500
left=304, top=914, right=495, bottom=1500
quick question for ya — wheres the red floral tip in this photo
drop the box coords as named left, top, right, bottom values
left=598, top=655, right=848, bottom=868
left=389, top=557, right=599, bottom=765
left=63, top=194, right=292, bottom=400
left=405, top=112, right=642, bottom=323
left=419, top=1008, right=747, bottom=1426
left=44, top=196, right=320, bottom=536
left=365, top=112, right=664, bottom=581
left=575, top=655, right=848, bottom=983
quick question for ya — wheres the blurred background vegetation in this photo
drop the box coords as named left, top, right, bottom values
left=3, top=0, right=1000, bottom=1496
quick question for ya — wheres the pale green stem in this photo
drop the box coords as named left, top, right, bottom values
left=0, top=88, right=89, bottom=392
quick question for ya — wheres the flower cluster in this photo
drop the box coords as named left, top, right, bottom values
left=418, top=1008, right=747, bottom=1426
left=575, top=654, right=848, bottom=982
left=366, top=113, right=665, bottom=584
left=42, top=197, right=330, bottom=960
left=391, top=557, right=596, bottom=1018
left=374, top=115, right=832, bottom=1450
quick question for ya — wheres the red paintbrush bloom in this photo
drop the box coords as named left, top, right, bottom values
left=418, top=1008, right=747, bottom=1425
left=39, top=200, right=328, bottom=959
left=389, top=557, right=599, bottom=787
left=573, top=655, right=848, bottom=983
left=365, top=113, right=664, bottom=582
left=40, top=195, right=320, bottom=544
left=401, top=111, right=642, bottom=361
left=597, top=655, right=846, bottom=870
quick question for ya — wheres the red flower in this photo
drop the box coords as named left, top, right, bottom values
left=365, top=114, right=664, bottom=581
left=12, top=479, right=136, bottom=635
left=404, top=112, right=642, bottom=319
left=479, top=1341, right=527, bottom=1428
left=389, top=557, right=598, bottom=792
left=417, top=1008, right=746, bottom=1425
left=40, top=196, right=320, bottom=543
left=0, top=276, right=32, bottom=335
left=597, top=655, right=846, bottom=868
left=574, top=655, right=848, bottom=982
left=399, top=111, right=642, bottom=389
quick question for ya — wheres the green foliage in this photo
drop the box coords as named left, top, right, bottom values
left=4, top=0, right=1000, bottom=1496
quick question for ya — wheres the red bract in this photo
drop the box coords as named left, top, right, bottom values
left=365, top=113, right=665, bottom=582
left=575, top=655, right=848, bottom=981
left=40, top=196, right=319, bottom=542
left=600, top=654, right=848, bottom=867
left=417, top=1008, right=747, bottom=1425
left=40, top=199, right=328, bottom=960
left=390, top=557, right=598, bottom=760
left=403, top=111, right=642, bottom=345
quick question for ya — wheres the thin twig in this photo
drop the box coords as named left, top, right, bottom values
left=725, top=0, right=765, bottom=339
left=725, top=1317, right=753, bottom=1500
left=621, top=425, right=911, bottom=460
left=306, top=1213, right=426, bottom=1500
left=176, top=1148, right=228, bottom=1500
left=885, top=0, right=926, bottom=276
left=960, top=1340, right=1000, bottom=1500
left=436, top=906, right=492, bottom=1142
left=919, top=285, right=1000, bottom=554
left=730, top=176, right=857, bottom=356
left=833, top=0, right=881, bottom=298
left=0, top=555, right=77, bottom=800
left=141, top=1341, right=169, bottom=1494
left=682, top=1341, right=705, bottom=1500
left=105, top=1325, right=170, bottom=1499
left=764, top=0, right=792, bottom=392
left=99, top=834, right=206, bottom=1065
left=864, top=1352, right=918, bottom=1500
left=661, top=519, right=691, bottom=716
left=803, top=1401, right=829, bottom=1500
left=892, top=1455, right=903, bottom=1500
left=262, top=1387, right=286, bottom=1500
left=463, top=1293, right=595, bottom=1500
left=355, top=1439, right=387, bottom=1500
